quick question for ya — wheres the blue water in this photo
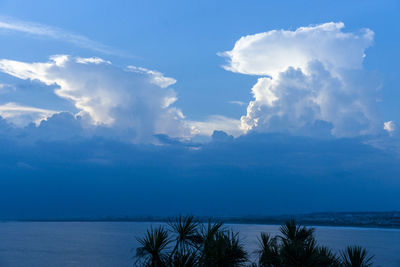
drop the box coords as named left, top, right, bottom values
left=0, top=222, right=399, bottom=267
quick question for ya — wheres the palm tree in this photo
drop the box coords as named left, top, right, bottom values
left=340, top=246, right=374, bottom=267
left=279, top=220, right=315, bottom=244
left=279, top=220, right=320, bottom=266
left=168, top=215, right=202, bottom=255
left=199, top=220, right=224, bottom=244
left=170, top=250, right=198, bottom=267
left=255, top=232, right=280, bottom=267
left=199, top=230, right=248, bottom=267
left=314, top=246, right=341, bottom=267
left=136, top=226, right=171, bottom=267
left=134, top=218, right=376, bottom=267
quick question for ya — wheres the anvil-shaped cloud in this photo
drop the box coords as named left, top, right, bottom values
left=0, top=55, right=190, bottom=142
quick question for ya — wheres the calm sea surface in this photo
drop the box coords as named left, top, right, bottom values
left=0, top=222, right=399, bottom=267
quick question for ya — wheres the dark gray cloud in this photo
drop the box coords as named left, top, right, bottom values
left=0, top=113, right=399, bottom=219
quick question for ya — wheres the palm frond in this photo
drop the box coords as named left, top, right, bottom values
left=340, top=245, right=374, bottom=267
left=135, top=226, right=171, bottom=266
left=255, top=232, right=280, bottom=267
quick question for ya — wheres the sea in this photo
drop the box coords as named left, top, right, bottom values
left=0, top=222, right=399, bottom=267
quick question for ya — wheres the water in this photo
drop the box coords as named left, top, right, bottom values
left=0, top=222, right=399, bottom=267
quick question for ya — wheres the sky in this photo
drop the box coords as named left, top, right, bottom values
left=0, top=0, right=399, bottom=218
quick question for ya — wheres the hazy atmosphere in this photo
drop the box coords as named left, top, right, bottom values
left=1, top=1, right=400, bottom=267
left=0, top=0, right=399, bottom=218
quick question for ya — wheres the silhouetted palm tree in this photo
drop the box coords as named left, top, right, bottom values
left=199, top=230, right=248, bottom=267
left=279, top=220, right=315, bottom=244
left=340, top=246, right=374, bottom=267
left=136, top=226, right=171, bottom=267
left=314, top=246, right=341, bottom=267
left=199, top=220, right=224, bottom=244
left=168, top=215, right=202, bottom=255
left=170, top=250, right=198, bottom=267
left=255, top=232, right=281, bottom=267
left=279, top=220, right=319, bottom=266
left=134, top=217, right=375, bottom=267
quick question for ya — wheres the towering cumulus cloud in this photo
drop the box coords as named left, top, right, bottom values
left=221, top=22, right=380, bottom=137
left=0, top=56, right=188, bottom=142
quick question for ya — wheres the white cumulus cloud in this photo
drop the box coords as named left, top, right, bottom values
left=221, top=22, right=380, bottom=137
left=0, top=55, right=188, bottom=142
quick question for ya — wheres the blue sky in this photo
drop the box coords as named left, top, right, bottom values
left=0, top=0, right=399, bottom=123
left=0, top=0, right=399, bottom=217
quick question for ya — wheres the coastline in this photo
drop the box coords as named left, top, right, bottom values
left=1, top=211, right=399, bottom=230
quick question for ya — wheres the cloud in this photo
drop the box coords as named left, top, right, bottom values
left=187, top=115, right=243, bottom=137
left=75, top=57, right=111, bottom=65
left=0, top=129, right=399, bottom=218
left=0, top=22, right=385, bottom=140
left=220, top=22, right=373, bottom=77
left=384, top=121, right=395, bottom=134
left=0, top=83, right=15, bottom=94
left=0, top=102, right=58, bottom=126
left=126, top=66, right=177, bottom=90
left=0, top=55, right=188, bottom=142
left=228, top=100, right=247, bottom=106
left=221, top=22, right=380, bottom=137
left=0, top=17, right=123, bottom=56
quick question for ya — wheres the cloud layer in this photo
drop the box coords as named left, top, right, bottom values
left=0, top=128, right=399, bottom=218
left=221, top=22, right=381, bottom=137
left=0, top=21, right=398, bottom=217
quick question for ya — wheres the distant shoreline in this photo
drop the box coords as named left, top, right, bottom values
left=2, top=220, right=399, bottom=230
left=2, top=211, right=399, bottom=230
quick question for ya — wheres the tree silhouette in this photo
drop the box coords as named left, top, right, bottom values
left=135, top=226, right=171, bottom=267
left=340, top=246, right=374, bottom=267
left=135, top=216, right=375, bottom=267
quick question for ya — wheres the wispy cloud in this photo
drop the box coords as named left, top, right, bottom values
left=0, top=83, right=15, bottom=94
left=228, top=100, right=246, bottom=106
left=0, top=16, right=126, bottom=56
